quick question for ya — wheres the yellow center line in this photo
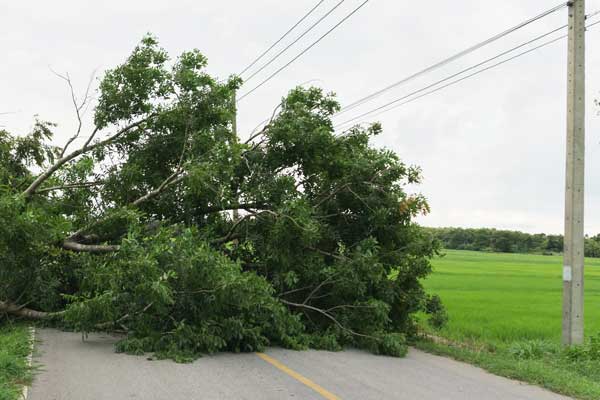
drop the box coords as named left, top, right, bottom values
left=256, top=352, right=341, bottom=400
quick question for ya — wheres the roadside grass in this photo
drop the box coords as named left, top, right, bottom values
left=415, top=339, right=600, bottom=400
left=0, top=322, right=33, bottom=400
left=417, top=249, right=600, bottom=400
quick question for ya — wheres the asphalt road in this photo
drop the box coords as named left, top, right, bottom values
left=29, top=329, right=572, bottom=400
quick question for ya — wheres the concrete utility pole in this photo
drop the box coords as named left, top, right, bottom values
left=232, top=90, right=240, bottom=221
left=563, top=0, right=586, bottom=346
left=232, top=90, right=238, bottom=140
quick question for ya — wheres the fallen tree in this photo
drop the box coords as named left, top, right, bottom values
left=0, top=35, right=442, bottom=360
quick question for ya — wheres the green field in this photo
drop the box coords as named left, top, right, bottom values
left=423, top=250, right=600, bottom=344
left=418, top=250, right=600, bottom=399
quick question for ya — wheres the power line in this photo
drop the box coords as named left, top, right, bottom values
left=239, top=0, right=327, bottom=77
left=238, top=0, right=372, bottom=102
left=336, top=2, right=568, bottom=116
left=336, top=36, right=567, bottom=129
left=335, top=17, right=600, bottom=130
left=336, top=11, right=600, bottom=130
left=335, top=24, right=568, bottom=128
left=587, top=9, right=600, bottom=20
left=335, top=16, right=600, bottom=128
left=586, top=18, right=600, bottom=30
left=242, top=0, right=346, bottom=82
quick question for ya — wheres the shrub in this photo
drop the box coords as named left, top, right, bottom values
left=508, top=340, right=559, bottom=360
left=563, top=333, right=600, bottom=361
left=425, top=295, right=448, bottom=329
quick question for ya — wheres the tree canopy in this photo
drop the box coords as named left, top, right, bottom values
left=0, top=36, right=441, bottom=360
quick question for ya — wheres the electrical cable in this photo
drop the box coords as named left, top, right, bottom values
left=335, top=10, right=600, bottom=129
left=238, top=0, right=372, bottom=102
left=335, top=25, right=567, bottom=127
left=336, top=2, right=568, bottom=115
left=239, top=0, right=327, bottom=77
left=242, top=0, right=346, bottom=82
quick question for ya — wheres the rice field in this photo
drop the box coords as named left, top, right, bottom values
left=423, top=249, right=600, bottom=344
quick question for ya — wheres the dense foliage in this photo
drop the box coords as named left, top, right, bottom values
left=0, top=36, right=440, bottom=360
left=426, top=227, right=600, bottom=258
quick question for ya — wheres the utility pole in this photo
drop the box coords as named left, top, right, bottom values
left=232, top=90, right=240, bottom=221
left=232, top=89, right=238, bottom=141
left=563, top=0, right=586, bottom=346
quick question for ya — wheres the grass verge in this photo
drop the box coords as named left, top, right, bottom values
left=414, top=337, right=600, bottom=400
left=0, top=322, right=33, bottom=400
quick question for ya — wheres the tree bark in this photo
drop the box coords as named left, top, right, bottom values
left=0, top=300, right=64, bottom=319
left=63, top=241, right=121, bottom=253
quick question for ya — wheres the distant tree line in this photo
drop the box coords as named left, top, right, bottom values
left=425, top=227, right=600, bottom=258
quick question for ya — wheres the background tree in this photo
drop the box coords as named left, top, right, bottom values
left=0, top=36, right=439, bottom=359
left=426, top=227, right=600, bottom=257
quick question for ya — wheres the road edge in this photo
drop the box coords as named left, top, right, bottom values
left=21, top=326, right=35, bottom=400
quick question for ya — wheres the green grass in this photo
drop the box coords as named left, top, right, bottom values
left=0, top=323, right=33, bottom=400
left=424, top=250, right=600, bottom=344
left=418, top=249, right=600, bottom=399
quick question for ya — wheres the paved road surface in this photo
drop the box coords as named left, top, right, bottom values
left=29, top=329, right=571, bottom=400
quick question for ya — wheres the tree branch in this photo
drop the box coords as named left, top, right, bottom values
left=64, top=170, right=187, bottom=249
left=252, top=209, right=315, bottom=233
left=199, top=202, right=269, bottom=214
left=302, top=275, right=338, bottom=305
left=51, top=69, right=95, bottom=158
left=37, top=180, right=106, bottom=194
left=64, top=117, right=188, bottom=248
left=279, top=299, right=378, bottom=340
left=0, top=300, right=64, bottom=320
left=314, top=183, right=351, bottom=208
left=63, top=241, right=121, bottom=253
left=325, top=304, right=376, bottom=313
left=23, top=115, right=155, bottom=199
left=95, top=302, right=153, bottom=330
left=243, top=102, right=281, bottom=144
left=211, top=212, right=255, bottom=245
left=278, top=285, right=315, bottom=297
left=131, top=171, right=185, bottom=207
left=306, top=246, right=349, bottom=261
left=82, top=127, right=100, bottom=149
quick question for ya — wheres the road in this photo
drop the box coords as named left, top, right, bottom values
left=29, top=329, right=571, bottom=400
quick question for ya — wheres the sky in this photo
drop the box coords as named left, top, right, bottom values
left=1, top=0, right=599, bottom=234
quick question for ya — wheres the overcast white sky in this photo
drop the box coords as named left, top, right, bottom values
left=1, top=0, right=599, bottom=234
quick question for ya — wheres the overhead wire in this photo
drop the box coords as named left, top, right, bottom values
left=586, top=9, right=600, bottom=20
left=237, top=0, right=372, bottom=102
left=335, top=36, right=567, bottom=129
left=335, top=2, right=569, bottom=116
left=335, top=13, right=600, bottom=130
left=586, top=17, right=600, bottom=29
left=335, top=25, right=567, bottom=128
left=238, top=0, right=327, bottom=77
left=242, top=0, right=346, bottom=82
